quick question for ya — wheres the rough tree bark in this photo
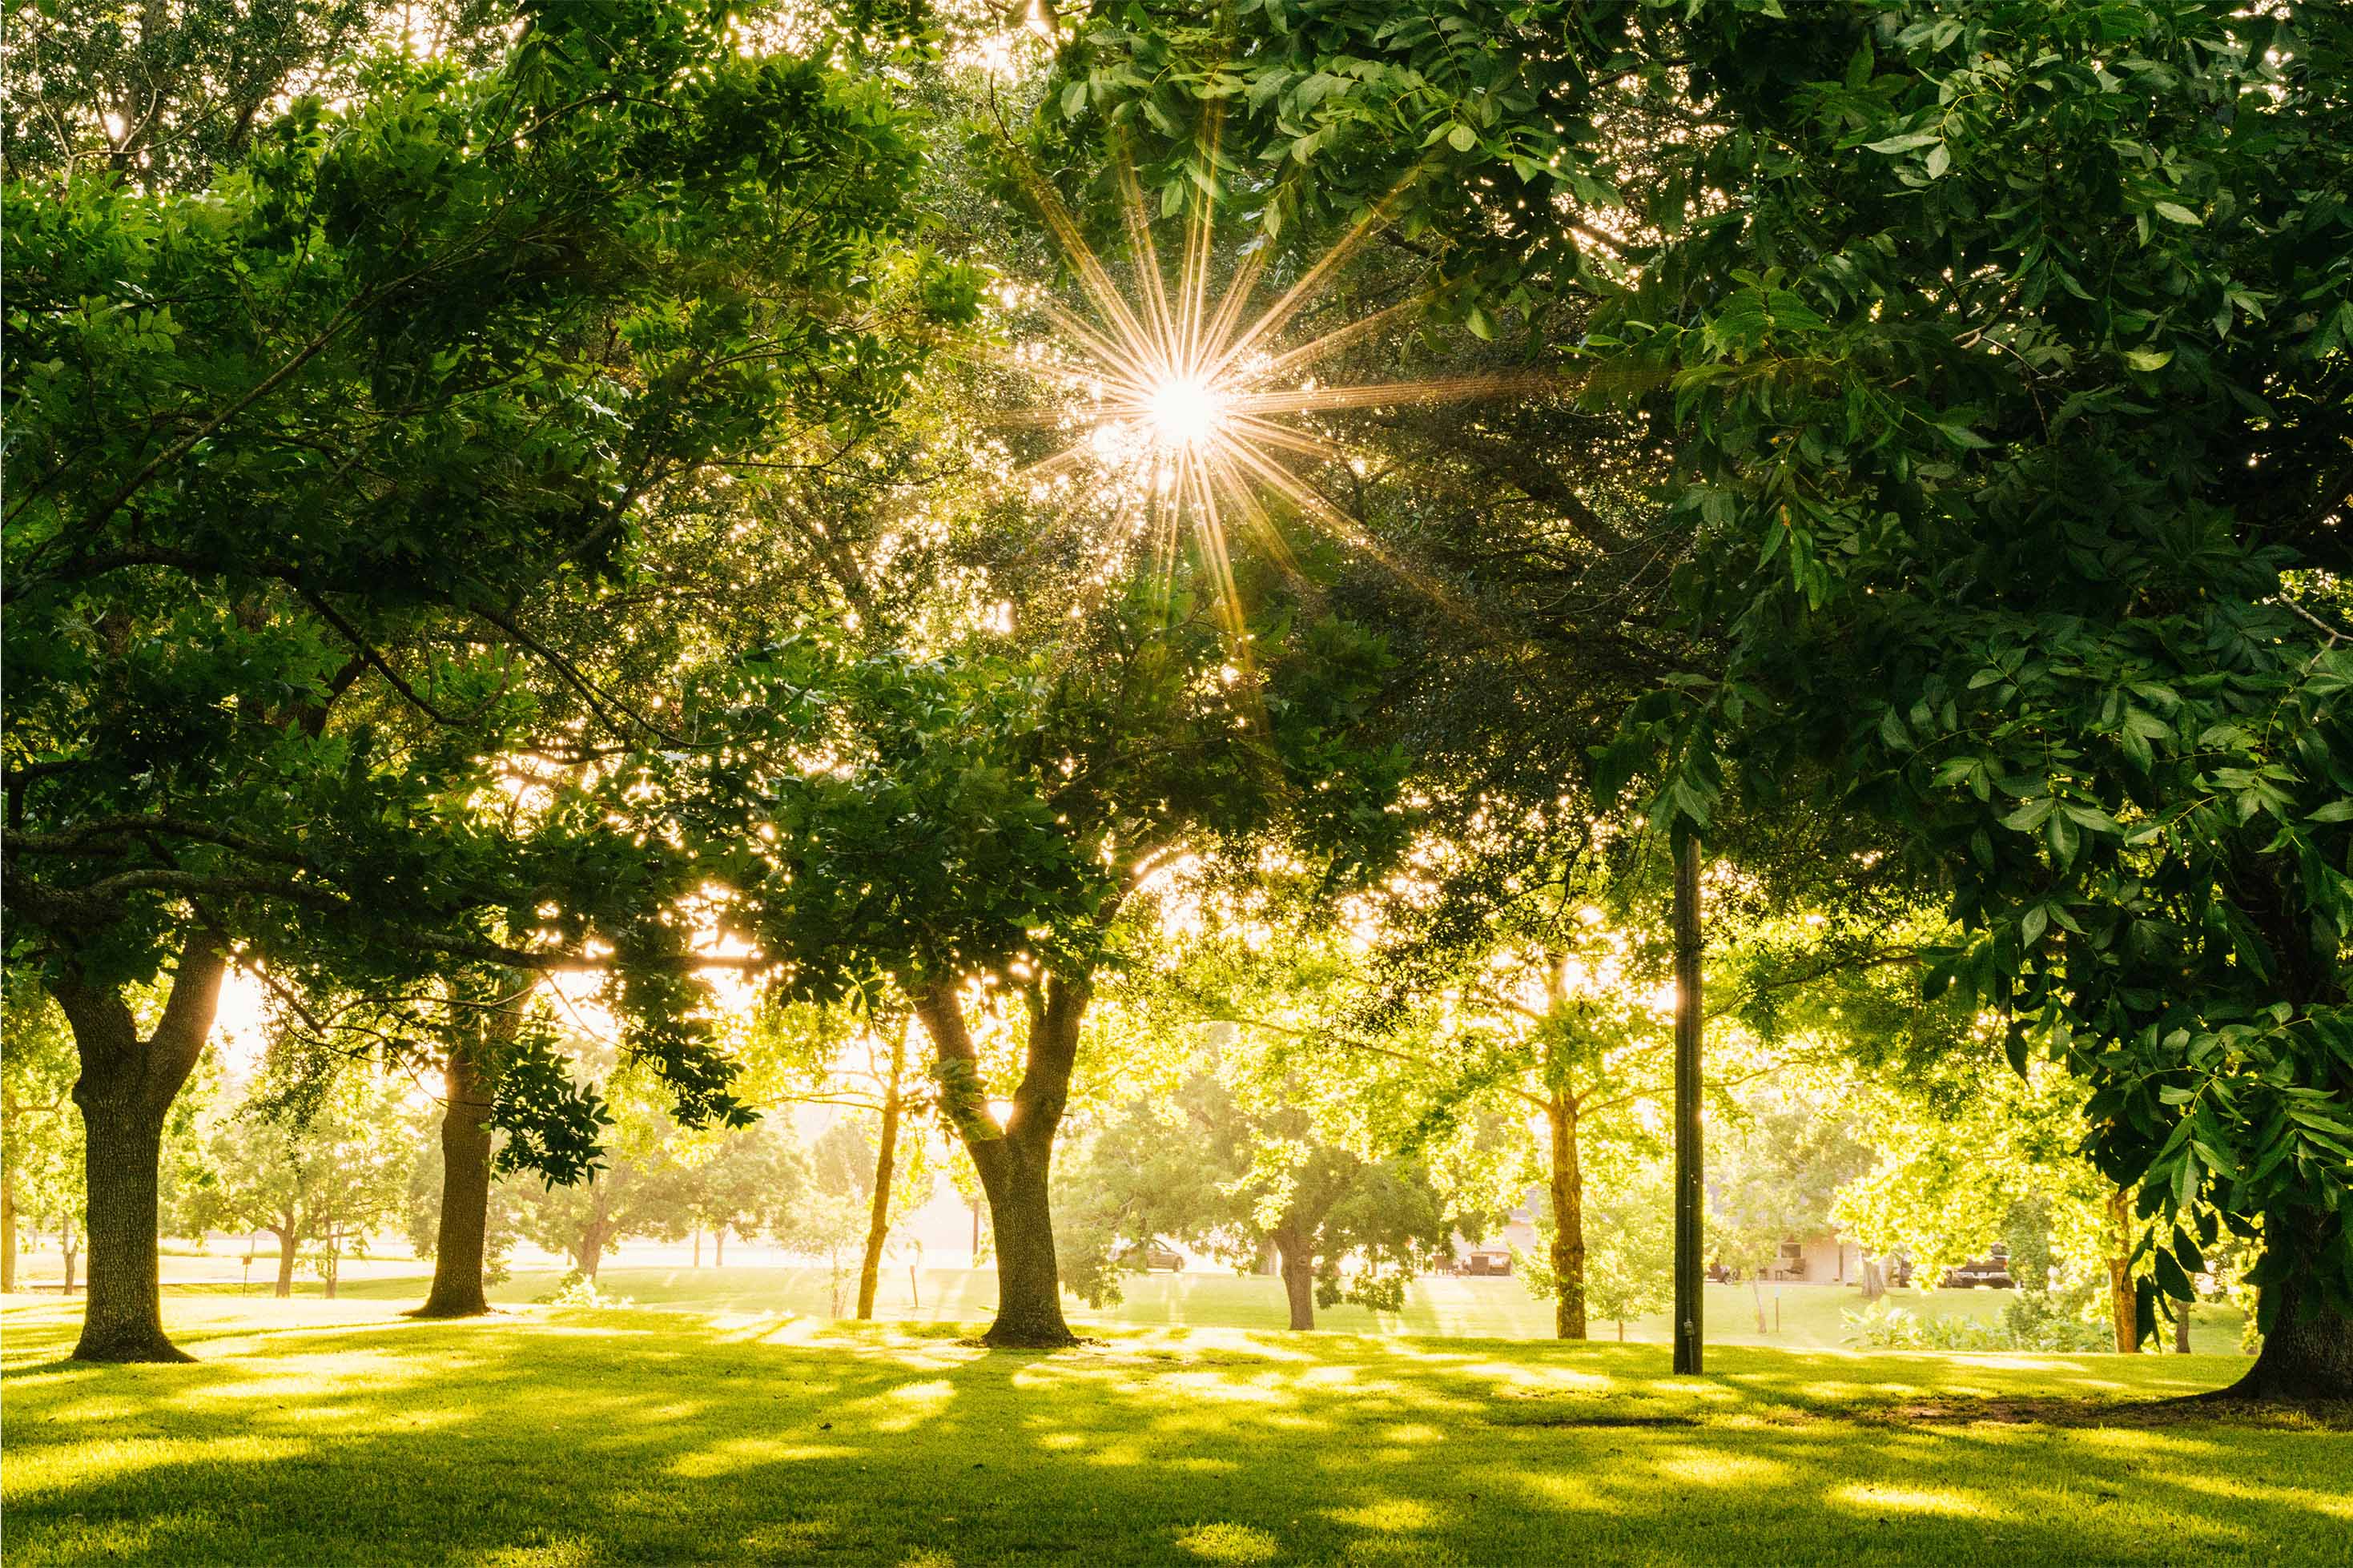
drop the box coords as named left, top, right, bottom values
left=915, top=977, right=1086, bottom=1348
left=414, top=983, right=515, bottom=1309
left=1547, top=1093, right=1586, bottom=1341
left=51, top=934, right=227, bottom=1361
left=855, top=1023, right=907, bottom=1321
left=272, top=1222, right=298, bottom=1298
left=2107, top=1186, right=2137, bottom=1356
left=2223, top=1216, right=2353, bottom=1400
left=1274, top=1228, right=1317, bottom=1331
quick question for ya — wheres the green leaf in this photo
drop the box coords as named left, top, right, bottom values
left=2122, top=347, right=2172, bottom=371
left=2151, top=201, right=2202, bottom=226
left=1863, top=132, right=1941, bottom=154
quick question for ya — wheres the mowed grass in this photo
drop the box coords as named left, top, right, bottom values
left=5, top=1297, right=2345, bottom=1566
left=250, top=1260, right=2255, bottom=1353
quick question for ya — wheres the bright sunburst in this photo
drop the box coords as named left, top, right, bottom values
left=981, top=127, right=1556, bottom=636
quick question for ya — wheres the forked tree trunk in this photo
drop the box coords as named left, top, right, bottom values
left=1275, top=1229, right=1316, bottom=1331
left=856, top=1024, right=908, bottom=1321
left=916, top=978, right=1086, bottom=1349
left=62, top=1231, right=79, bottom=1295
left=2107, top=1187, right=2138, bottom=1354
left=54, top=935, right=227, bottom=1361
left=2225, top=1221, right=2353, bottom=1401
left=1547, top=1094, right=1586, bottom=1340
left=272, top=1224, right=298, bottom=1298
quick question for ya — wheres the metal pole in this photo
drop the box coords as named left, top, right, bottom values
left=1672, top=830, right=1705, bottom=1375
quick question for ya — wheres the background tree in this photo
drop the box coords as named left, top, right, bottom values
left=2, top=0, right=970, bottom=1361
left=186, top=1070, right=410, bottom=1298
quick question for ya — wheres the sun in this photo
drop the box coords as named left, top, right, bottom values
left=977, top=125, right=1558, bottom=637
left=1144, top=375, right=1226, bottom=451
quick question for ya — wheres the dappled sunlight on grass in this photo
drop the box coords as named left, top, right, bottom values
left=1828, top=1482, right=2003, bottom=1518
left=2, top=1297, right=2341, bottom=1566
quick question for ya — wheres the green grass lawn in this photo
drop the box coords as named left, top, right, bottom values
left=230, top=1261, right=2254, bottom=1353
left=4, top=1296, right=2342, bottom=1566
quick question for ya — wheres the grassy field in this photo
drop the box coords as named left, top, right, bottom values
left=180, top=1261, right=2252, bottom=1353
left=5, top=1294, right=2342, bottom=1566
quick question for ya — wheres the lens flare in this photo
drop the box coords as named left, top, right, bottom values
left=1144, top=376, right=1225, bottom=450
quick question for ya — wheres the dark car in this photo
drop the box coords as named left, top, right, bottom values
left=1940, top=1244, right=2015, bottom=1289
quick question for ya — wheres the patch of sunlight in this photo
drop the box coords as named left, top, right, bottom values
left=1169, top=1456, right=1241, bottom=1474
left=6, top=1437, right=312, bottom=1494
left=1829, top=1483, right=2000, bottom=1518
left=2170, top=1474, right=2353, bottom=1521
left=1512, top=1472, right=1615, bottom=1512
left=1327, top=1498, right=1440, bottom=1533
left=858, top=1377, right=958, bottom=1433
left=1084, top=1443, right=1146, bottom=1468
left=1651, top=1445, right=1790, bottom=1486
left=1176, top=1522, right=1281, bottom=1564
left=899, top=1550, right=958, bottom=1568
left=1158, top=1371, right=1288, bottom=1403
left=1382, top=1423, right=1446, bottom=1445
left=1036, top=1431, right=1088, bottom=1450
left=1464, top=1361, right=1617, bottom=1393
left=668, top=1437, right=856, bottom=1478
left=480, top=1534, right=602, bottom=1568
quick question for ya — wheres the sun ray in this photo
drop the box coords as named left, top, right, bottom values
left=983, top=131, right=1544, bottom=644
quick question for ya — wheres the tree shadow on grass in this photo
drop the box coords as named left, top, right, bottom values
left=4, top=1309, right=2349, bottom=1566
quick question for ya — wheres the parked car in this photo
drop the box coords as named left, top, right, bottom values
left=1940, top=1244, right=2015, bottom=1289
left=1116, top=1240, right=1185, bottom=1273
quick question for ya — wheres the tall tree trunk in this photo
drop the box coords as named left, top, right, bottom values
left=856, top=1023, right=908, bottom=1321
left=272, top=1223, right=297, bottom=1297
left=2224, top=1220, right=2353, bottom=1400
left=714, top=1227, right=725, bottom=1266
left=414, top=1039, right=496, bottom=1318
left=322, top=1230, right=340, bottom=1300
left=2107, top=1186, right=2137, bottom=1354
left=1275, top=1228, right=1316, bottom=1331
left=1752, top=1274, right=1768, bottom=1335
left=1547, top=1094, right=1587, bottom=1340
left=52, top=935, right=227, bottom=1361
left=917, top=979, right=1084, bottom=1349
left=1860, top=1256, right=1886, bottom=1301
left=1670, top=830, right=1705, bottom=1376
left=692, top=1227, right=702, bottom=1268
left=62, top=1230, right=78, bottom=1295
left=2174, top=1305, right=2193, bottom=1354
left=2, top=1166, right=18, bottom=1294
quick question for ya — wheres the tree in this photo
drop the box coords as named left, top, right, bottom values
left=735, top=584, right=1407, bottom=1346
left=3, top=0, right=968, bottom=1361
left=1078, top=0, right=2353, bottom=1397
left=186, top=1072, right=410, bottom=1298
left=1526, top=1166, right=1673, bottom=1344
left=1061, top=1067, right=1458, bottom=1332
left=1, top=977, right=79, bottom=1294
left=1711, top=1086, right=1871, bottom=1334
